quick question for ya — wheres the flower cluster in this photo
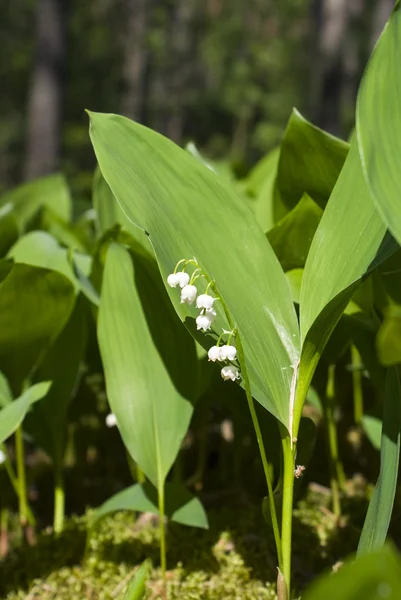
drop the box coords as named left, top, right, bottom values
left=167, top=259, right=240, bottom=382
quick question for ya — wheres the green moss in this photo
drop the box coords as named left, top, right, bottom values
left=0, top=486, right=367, bottom=600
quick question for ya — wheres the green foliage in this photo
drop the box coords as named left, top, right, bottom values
left=358, top=367, right=401, bottom=555
left=303, top=544, right=401, bottom=600
left=275, top=110, right=349, bottom=218
left=98, top=242, right=197, bottom=487
left=125, top=560, right=152, bottom=600
left=296, top=138, right=396, bottom=428
left=356, top=2, right=401, bottom=246
left=0, top=261, right=75, bottom=394
left=0, top=174, right=72, bottom=228
left=0, top=381, right=51, bottom=444
left=89, top=111, right=300, bottom=429
left=93, top=482, right=208, bottom=530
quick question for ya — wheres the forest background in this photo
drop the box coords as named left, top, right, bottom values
left=0, top=0, right=394, bottom=204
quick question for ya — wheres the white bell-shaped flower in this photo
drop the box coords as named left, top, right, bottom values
left=220, top=344, right=237, bottom=361
left=180, top=284, right=197, bottom=304
left=196, top=308, right=216, bottom=331
left=167, top=273, right=179, bottom=288
left=196, top=293, right=215, bottom=310
left=176, top=271, right=190, bottom=288
left=221, top=365, right=240, bottom=381
left=105, top=413, right=117, bottom=428
left=0, top=449, right=6, bottom=465
left=208, top=345, right=222, bottom=361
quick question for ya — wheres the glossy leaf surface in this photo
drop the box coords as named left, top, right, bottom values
left=267, top=194, right=322, bottom=271
left=98, top=243, right=197, bottom=487
left=89, top=112, right=300, bottom=427
left=0, top=174, right=71, bottom=228
left=358, top=367, right=401, bottom=555
left=0, top=381, right=51, bottom=444
left=297, top=139, right=396, bottom=420
left=0, top=261, right=75, bottom=394
left=93, top=482, right=208, bottom=529
left=356, top=3, right=401, bottom=245
left=275, top=109, right=348, bottom=216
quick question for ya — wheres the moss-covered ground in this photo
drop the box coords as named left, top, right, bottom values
left=0, top=480, right=372, bottom=600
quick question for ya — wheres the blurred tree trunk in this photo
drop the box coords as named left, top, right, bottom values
left=341, top=0, right=364, bottom=135
left=371, top=0, right=394, bottom=46
left=309, top=0, right=348, bottom=135
left=24, top=0, right=67, bottom=180
left=120, top=0, right=149, bottom=122
left=165, top=0, right=196, bottom=143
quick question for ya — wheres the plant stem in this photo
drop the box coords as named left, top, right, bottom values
left=324, top=364, right=344, bottom=516
left=15, top=426, right=28, bottom=528
left=0, top=444, right=35, bottom=527
left=213, top=287, right=283, bottom=568
left=158, top=484, right=167, bottom=594
left=280, top=427, right=295, bottom=599
left=235, top=335, right=283, bottom=568
left=351, top=345, right=364, bottom=426
left=53, top=463, right=65, bottom=534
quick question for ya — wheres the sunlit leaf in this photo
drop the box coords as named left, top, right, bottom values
left=8, top=231, right=79, bottom=293
left=362, top=415, right=382, bottom=451
left=275, top=109, right=349, bottom=218
left=356, top=3, right=401, bottom=245
left=93, top=481, right=208, bottom=529
left=0, top=204, right=19, bottom=257
left=0, top=174, right=71, bottom=228
left=98, top=243, right=197, bottom=487
left=0, top=261, right=75, bottom=394
left=0, top=381, right=51, bottom=444
left=267, top=194, right=322, bottom=271
left=89, top=112, right=300, bottom=428
left=303, top=544, right=401, bottom=600
left=241, top=147, right=280, bottom=231
left=125, top=560, right=152, bottom=600
left=297, top=139, right=397, bottom=423
left=377, top=306, right=401, bottom=366
left=358, top=367, right=401, bottom=555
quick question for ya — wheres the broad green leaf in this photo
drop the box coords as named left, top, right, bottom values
left=92, top=166, right=153, bottom=259
left=0, top=262, right=75, bottom=394
left=93, top=482, right=208, bottom=529
left=267, top=194, right=322, bottom=271
left=186, top=142, right=235, bottom=184
left=70, top=252, right=100, bottom=307
left=362, top=415, right=382, bottom=451
left=275, top=109, right=349, bottom=217
left=0, top=204, right=19, bottom=257
left=125, top=560, right=152, bottom=600
left=356, top=3, right=401, bottom=245
left=242, top=147, right=280, bottom=232
left=0, top=381, right=51, bottom=444
left=0, top=371, right=12, bottom=408
left=0, top=174, right=71, bottom=228
left=89, top=112, right=300, bottom=428
left=377, top=306, right=401, bottom=366
left=27, top=296, right=87, bottom=465
left=358, top=367, right=401, bottom=555
left=41, top=210, right=86, bottom=252
left=8, top=231, right=79, bottom=293
left=297, top=139, right=396, bottom=420
left=303, top=544, right=401, bottom=600
left=98, top=243, right=197, bottom=487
